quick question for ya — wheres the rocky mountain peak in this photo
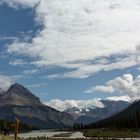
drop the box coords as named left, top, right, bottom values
left=7, top=83, right=35, bottom=97
left=0, top=83, right=74, bottom=129
left=0, top=83, right=41, bottom=106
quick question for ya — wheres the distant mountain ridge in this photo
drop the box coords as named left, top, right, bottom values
left=91, top=100, right=140, bottom=128
left=0, top=83, right=74, bottom=129
left=65, top=100, right=129, bottom=125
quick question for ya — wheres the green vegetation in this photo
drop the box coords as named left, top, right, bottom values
left=0, top=119, right=38, bottom=133
left=83, top=128, right=140, bottom=138
left=87, top=102, right=140, bottom=129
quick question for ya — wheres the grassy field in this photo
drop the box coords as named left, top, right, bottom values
left=83, top=128, right=140, bottom=138
left=0, top=136, right=14, bottom=140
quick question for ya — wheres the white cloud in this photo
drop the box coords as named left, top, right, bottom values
left=86, top=74, right=140, bottom=101
left=2, top=0, right=140, bottom=78
left=9, top=59, right=27, bottom=66
left=44, top=96, right=130, bottom=111
left=48, top=55, right=136, bottom=79
left=23, top=69, right=39, bottom=75
left=106, top=95, right=131, bottom=102
left=86, top=85, right=114, bottom=93
left=44, top=98, right=104, bottom=111
left=0, top=75, right=13, bottom=92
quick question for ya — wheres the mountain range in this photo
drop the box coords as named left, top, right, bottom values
left=0, top=83, right=131, bottom=128
left=65, top=100, right=129, bottom=125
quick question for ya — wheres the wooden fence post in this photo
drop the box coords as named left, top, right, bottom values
left=14, top=117, right=20, bottom=140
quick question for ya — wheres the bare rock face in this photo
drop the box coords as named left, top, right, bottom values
left=0, top=83, right=74, bottom=129
left=0, top=83, right=41, bottom=106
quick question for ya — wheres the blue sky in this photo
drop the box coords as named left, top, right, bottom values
left=0, top=0, right=140, bottom=110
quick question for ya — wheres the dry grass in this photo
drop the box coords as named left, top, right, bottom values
left=0, top=135, right=14, bottom=140
left=83, top=128, right=140, bottom=138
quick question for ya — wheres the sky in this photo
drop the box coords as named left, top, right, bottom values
left=0, top=0, right=140, bottom=111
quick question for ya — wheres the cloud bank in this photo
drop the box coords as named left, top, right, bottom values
left=44, top=96, right=131, bottom=111
left=44, top=98, right=104, bottom=111
left=1, top=0, right=140, bottom=78
left=86, top=74, right=140, bottom=101
left=106, top=95, right=131, bottom=102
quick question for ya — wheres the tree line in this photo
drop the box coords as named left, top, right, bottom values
left=66, top=110, right=140, bottom=130
left=0, top=119, right=39, bottom=133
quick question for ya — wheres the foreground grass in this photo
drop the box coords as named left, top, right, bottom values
left=83, top=128, right=140, bottom=138
left=0, top=135, right=119, bottom=140
left=0, top=135, right=14, bottom=140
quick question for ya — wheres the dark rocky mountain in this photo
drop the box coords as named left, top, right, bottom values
left=93, top=100, right=140, bottom=128
left=65, top=100, right=129, bottom=125
left=0, top=83, right=74, bottom=129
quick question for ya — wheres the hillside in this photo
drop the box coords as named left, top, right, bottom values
left=90, top=100, right=140, bottom=128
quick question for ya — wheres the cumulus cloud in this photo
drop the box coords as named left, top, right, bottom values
left=106, top=95, right=131, bottom=102
left=48, top=55, right=136, bottom=79
left=0, top=75, right=13, bottom=92
left=85, top=74, right=140, bottom=101
left=44, top=98, right=104, bottom=111
left=2, top=0, right=140, bottom=78
left=86, top=85, right=114, bottom=93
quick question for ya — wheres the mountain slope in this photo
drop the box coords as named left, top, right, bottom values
left=0, top=83, right=74, bottom=129
left=92, top=100, right=140, bottom=128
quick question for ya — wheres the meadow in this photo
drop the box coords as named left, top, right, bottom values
left=83, top=128, right=140, bottom=138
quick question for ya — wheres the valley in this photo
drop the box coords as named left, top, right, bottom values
left=0, top=84, right=140, bottom=140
